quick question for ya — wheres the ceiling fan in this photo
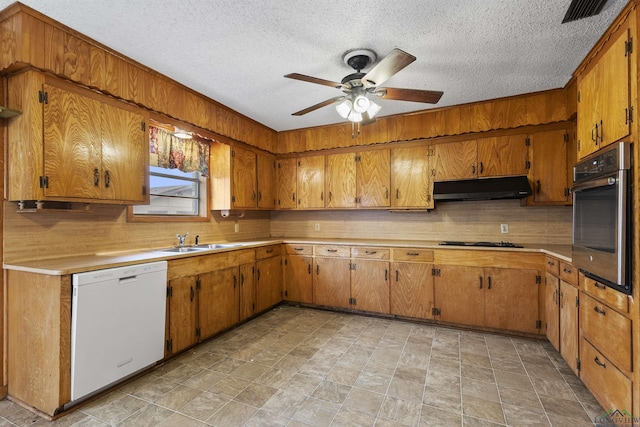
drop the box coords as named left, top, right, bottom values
left=285, top=48, right=444, bottom=125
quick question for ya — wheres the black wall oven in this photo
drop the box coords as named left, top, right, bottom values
left=572, top=141, right=632, bottom=294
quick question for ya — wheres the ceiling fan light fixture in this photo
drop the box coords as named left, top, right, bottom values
left=367, top=100, right=381, bottom=119
left=352, top=95, right=370, bottom=113
left=335, top=99, right=352, bottom=118
left=347, top=110, right=363, bottom=122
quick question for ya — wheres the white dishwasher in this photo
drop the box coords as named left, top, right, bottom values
left=71, top=261, right=167, bottom=402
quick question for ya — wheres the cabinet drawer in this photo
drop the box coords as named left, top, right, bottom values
left=545, top=256, right=559, bottom=276
left=581, top=273, right=629, bottom=313
left=284, top=244, right=313, bottom=256
left=314, top=245, right=350, bottom=258
left=580, top=338, right=632, bottom=415
left=256, top=245, right=282, bottom=259
left=559, top=262, right=577, bottom=285
left=392, top=248, right=434, bottom=262
left=580, top=293, right=631, bottom=372
left=352, top=247, right=390, bottom=260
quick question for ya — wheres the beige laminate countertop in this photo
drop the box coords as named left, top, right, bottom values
left=3, top=238, right=572, bottom=276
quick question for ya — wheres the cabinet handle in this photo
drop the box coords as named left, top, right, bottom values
left=563, top=267, right=572, bottom=274
left=190, top=286, right=194, bottom=302
left=385, top=188, right=389, bottom=199
left=327, top=249, right=338, bottom=253
left=292, top=193, right=296, bottom=201
left=396, top=189, right=399, bottom=199
left=266, top=248, right=273, bottom=254
left=559, top=291, right=563, bottom=308
left=94, top=168, right=100, bottom=186
left=594, top=282, right=606, bottom=290
left=479, top=162, right=484, bottom=174
left=385, top=269, right=388, bottom=281
left=294, top=247, right=304, bottom=251
left=553, top=289, right=557, bottom=304
left=233, top=276, right=237, bottom=288
left=594, top=356, right=606, bottom=368
left=536, top=180, right=541, bottom=194
left=395, top=270, right=399, bottom=282
left=258, top=191, right=262, bottom=201
left=591, top=126, right=597, bottom=142
left=316, top=264, right=319, bottom=275
left=320, top=191, right=324, bottom=201
left=104, top=170, right=111, bottom=188
left=257, top=270, right=261, bottom=281
left=479, top=276, right=483, bottom=289
left=252, top=191, right=256, bottom=201
left=328, top=192, right=333, bottom=202
left=406, top=252, right=419, bottom=256
left=472, top=164, right=476, bottom=174
left=365, top=251, right=377, bottom=255
left=241, top=274, right=244, bottom=286
left=593, top=306, right=606, bottom=316
left=487, top=276, right=492, bottom=290
left=308, top=263, right=311, bottom=274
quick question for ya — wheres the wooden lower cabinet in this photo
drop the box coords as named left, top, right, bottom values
left=256, top=255, right=283, bottom=312
left=351, top=259, right=390, bottom=313
left=314, top=257, right=351, bottom=309
left=239, top=263, right=256, bottom=321
left=390, top=262, right=434, bottom=319
left=167, top=275, right=198, bottom=355
left=198, top=267, right=239, bottom=341
left=284, top=254, right=313, bottom=303
left=559, top=280, right=579, bottom=375
left=545, top=272, right=560, bottom=351
left=434, top=265, right=541, bottom=333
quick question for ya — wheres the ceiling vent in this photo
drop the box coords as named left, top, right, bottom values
left=562, top=0, right=609, bottom=23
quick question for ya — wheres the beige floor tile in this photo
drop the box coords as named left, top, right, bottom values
left=207, top=376, right=250, bottom=399
left=118, top=403, right=174, bottom=426
left=461, top=378, right=500, bottom=402
left=326, top=365, right=361, bottom=386
left=497, top=385, right=543, bottom=410
left=293, top=397, right=340, bottom=427
left=422, top=387, right=462, bottom=413
left=157, top=412, right=206, bottom=426
left=261, top=389, right=308, bottom=418
left=461, top=364, right=495, bottom=383
left=420, top=405, right=463, bottom=426
left=355, top=370, right=392, bottom=394
left=502, top=402, right=550, bottom=426
left=234, top=383, right=278, bottom=407
left=176, top=391, right=229, bottom=421
left=379, top=396, right=421, bottom=426
left=494, top=370, right=534, bottom=392
left=462, top=415, right=506, bottom=426
left=129, top=377, right=179, bottom=402
left=80, top=395, right=148, bottom=425
left=343, top=387, right=385, bottom=415
left=393, top=365, right=428, bottom=385
left=429, top=357, right=461, bottom=377
left=182, top=369, right=226, bottom=391
left=330, top=407, right=377, bottom=426
left=387, top=378, right=424, bottom=403
left=311, top=380, right=352, bottom=404
left=426, top=370, right=461, bottom=393
left=243, top=409, right=290, bottom=426
left=206, top=400, right=257, bottom=426
left=538, top=395, right=593, bottom=423
left=462, top=395, right=505, bottom=424
left=154, top=385, right=202, bottom=410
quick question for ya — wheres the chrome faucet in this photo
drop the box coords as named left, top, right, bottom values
left=176, top=233, right=188, bottom=247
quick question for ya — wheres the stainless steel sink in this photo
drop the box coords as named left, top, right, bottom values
left=155, top=243, right=242, bottom=253
left=197, top=243, right=242, bottom=249
left=157, top=247, right=206, bottom=253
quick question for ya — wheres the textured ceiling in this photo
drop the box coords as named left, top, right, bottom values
left=0, top=0, right=629, bottom=131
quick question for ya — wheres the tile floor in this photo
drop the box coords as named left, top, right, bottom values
left=0, top=305, right=604, bottom=426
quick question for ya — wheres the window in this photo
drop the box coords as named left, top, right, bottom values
left=133, top=166, right=206, bottom=216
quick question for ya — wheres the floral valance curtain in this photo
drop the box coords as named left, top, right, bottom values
left=149, top=126, right=209, bottom=177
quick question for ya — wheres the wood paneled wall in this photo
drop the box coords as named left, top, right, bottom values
left=2, top=202, right=271, bottom=263
left=270, top=200, right=572, bottom=245
left=0, top=4, right=277, bottom=153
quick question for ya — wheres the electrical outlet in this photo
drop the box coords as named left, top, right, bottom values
left=314, top=223, right=320, bottom=231
left=234, top=223, right=240, bottom=233
left=500, top=224, right=509, bottom=234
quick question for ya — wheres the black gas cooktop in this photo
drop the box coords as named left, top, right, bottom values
left=439, top=241, right=524, bottom=248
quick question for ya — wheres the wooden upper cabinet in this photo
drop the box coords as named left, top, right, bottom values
left=231, top=145, right=257, bottom=209
left=525, top=129, right=570, bottom=205
left=7, top=72, right=148, bottom=204
left=356, top=149, right=390, bottom=207
left=257, top=152, right=276, bottom=209
left=476, top=134, right=528, bottom=177
left=391, top=145, right=431, bottom=209
left=277, top=158, right=297, bottom=209
left=577, top=26, right=631, bottom=159
left=326, top=152, right=357, bottom=208
left=297, top=155, right=325, bottom=209
left=432, top=140, right=477, bottom=181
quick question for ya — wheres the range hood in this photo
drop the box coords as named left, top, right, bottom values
left=433, top=176, right=532, bottom=201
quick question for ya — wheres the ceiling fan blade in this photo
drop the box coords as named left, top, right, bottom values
left=292, top=96, right=345, bottom=116
left=377, top=87, right=444, bottom=104
left=285, top=73, right=344, bottom=89
left=361, top=48, right=416, bottom=88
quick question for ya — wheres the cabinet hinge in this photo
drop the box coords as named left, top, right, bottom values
left=577, top=90, right=581, bottom=103
left=231, top=195, right=236, bottom=202
left=349, top=297, right=356, bottom=305
left=297, top=160, right=301, bottom=167
left=431, top=268, right=441, bottom=276
left=166, top=287, right=173, bottom=297
left=39, top=176, right=49, bottom=188
left=355, top=197, right=361, bottom=203
left=141, top=121, right=146, bottom=132
left=427, top=195, right=431, bottom=202
left=427, top=148, right=435, bottom=156
left=354, top=155, right=361, bottom=162
left=231, top=150, right=235, bottom=157
left=576, top=358, right=581, bottom=371
left=277, top=162, right=281, bottom=169
left=166, top=339, right=172, bottom=353
left=535, top=275, right=542, bottom=284
left=525, top=137, right=531, bottom=146
left=625, top=37, right=633, bottom=56
left=196, top=327, right=201, bottom=338
left=564, top=187, right=571, bottom=198
left=284, top=290, right=288, bottom=297
left=432, top=307, right=441, bottom=316
left=536, top=320, right=542, bottom=329
left=142, top=185, right=147, bottom=196
left=626, top=106, right=634, bottom=124
left=38, top=90, right=48, bottom=104
left=577, top=140, right=581, bottom=152
left=576, top=295, right=580, bottom=308
left=349, top=263, right=356, bottom=271
left=563, top=132, right=569, bottom=142
left=525, top=160, right=531, bottom=170
left=252, top=303, right=255, bottom=311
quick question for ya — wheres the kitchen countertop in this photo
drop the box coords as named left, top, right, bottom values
left=3, top=238, right=572, bottom=276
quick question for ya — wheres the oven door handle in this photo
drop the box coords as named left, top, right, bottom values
left=572, top=176, right=617, bottom=192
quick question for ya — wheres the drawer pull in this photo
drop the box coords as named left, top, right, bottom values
left=593, top=306, right=606, bottom=316
left=365, top=251, right=377, bottom=255
left=407, top=252, right=419, bottom=256
left=547, top=261, right=555, bottom=266
left=487, top=276, right=492, bottom=290
left=385, top=269, right=388, bottom=281
left=594, top=356, right=606, bottom=368
left=563, top=268, right=572, bottom=273
left=266, top=249, right=273, bottom=254
left=327, top=249, right=338, bottom=253
left=479, top=276, right=483, bottom=289
left=594, top=282, right=606, bottom=290
left=294, top=247, right=304, bottom=251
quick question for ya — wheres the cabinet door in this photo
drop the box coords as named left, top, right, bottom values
left=434, top=265, right=484, bottom=327
left=432, top=140, right=477, bottom=181
left=256, top=256, right=283, bottom=312
left=545, top=272, right=560, bottom=351
left=314, top=257, right=351, bottom=309
left=484, top=267, right=540, bottom=334
left=232, top=145, right=257, bottom=208
left=199, top=267, right=239, bottom=340
left=351, top=260, right=389, bottom=314
left=43, top=83, right=103, bottom=200
left=284, top=255, right=313, bottom=303
left=391, top=262, right=434, bottom=319
left=476, top=135, right=528, bottom=177
left=391, top=146, right=430, bottom=208
left=100, top=100, right=147, bottom=202
left=257, top=152, right=276, bottom=209
left=577, top=67, right=599, bottom=159
left=528, top=130, right=569, bottom=204
left=357, top=149, right=390, bottom=207
left=297, top=155, right=325, bottom=208
left=239, top=263, right=256, bottom=321
left=559, top=281, right=579, bottom=375
left=600, top=29, right=630, bottom=149
left=277, top=158, right=297, bottom=209
left=167, top=276, right=198, bottom=355
left=326, top=152, right=357, bottom=208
